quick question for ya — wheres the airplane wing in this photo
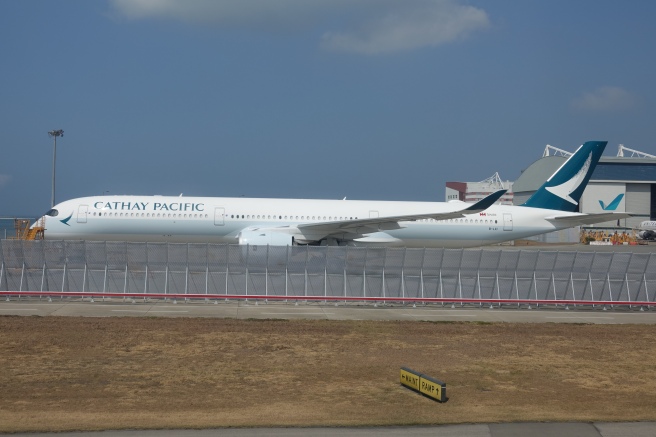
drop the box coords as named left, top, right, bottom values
left=546, top=212, right=633, bottom=227
left=295, top=189, right=507, bottom=238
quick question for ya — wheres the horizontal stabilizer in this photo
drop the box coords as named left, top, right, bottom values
left=546, top=212, right=632, bottom=226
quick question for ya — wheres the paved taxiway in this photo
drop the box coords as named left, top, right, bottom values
left=1, top=297, right=655, bottom=324
left=486, top=242, right=656, bottom=253
left=7, top=422, right=656, bottom=436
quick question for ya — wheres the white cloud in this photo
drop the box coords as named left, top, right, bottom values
left=109, top=0, right=490, bottom=54
left=570, top=86, right=637, bottom=112
left=111, top=0, right=356, bottom=30
left=0, top=174, right=11, bottom=189
left=321, top=1, right=490, bottom=54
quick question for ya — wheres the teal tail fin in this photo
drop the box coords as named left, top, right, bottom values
left=521, top=141, right=606, bottom=212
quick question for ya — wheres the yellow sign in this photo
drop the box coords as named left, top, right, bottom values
left=400, top=367, right=421, bottom=391
left=419, top=375, right=445, bottom=402
left=400, top=367, right=446, bottom=402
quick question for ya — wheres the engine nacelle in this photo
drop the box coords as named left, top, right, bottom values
left=238, top=230, right=294, bottom=246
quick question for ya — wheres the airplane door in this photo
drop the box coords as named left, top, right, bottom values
left=503, top=213, right=513, bottom=231
left=369, top=210, right=379, bottom=218
left=214, top=207, right=225, bottom=226
left=77, top=205, right=88, bottom=223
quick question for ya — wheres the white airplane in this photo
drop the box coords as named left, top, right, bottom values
left=36, top=141, right=630, bottom=248
left=636, top=221, right=656, bottom=241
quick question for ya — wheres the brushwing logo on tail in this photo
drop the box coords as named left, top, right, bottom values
left=60, top=213, right=73, bottom=226
left=599, top=193, right=624, bottom=211
left=545, top=152, right=592, bottom=205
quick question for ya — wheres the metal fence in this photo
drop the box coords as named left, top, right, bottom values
left=1, top=240, right=655, bottom=306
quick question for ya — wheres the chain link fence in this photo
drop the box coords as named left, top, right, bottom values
left=1, top=240, right=655, bottom=305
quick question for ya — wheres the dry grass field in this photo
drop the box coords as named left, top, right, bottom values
left=0, top=316, right=655, bottom=432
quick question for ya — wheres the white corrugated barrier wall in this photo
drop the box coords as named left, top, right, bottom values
left=0, top=240, right=654, bottom=306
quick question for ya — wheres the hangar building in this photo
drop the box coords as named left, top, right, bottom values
left=446, top=172, right=514, bottom=205
left=514, top=145, right=656, bottom=230
left=447, top=144, right=656, bottom=242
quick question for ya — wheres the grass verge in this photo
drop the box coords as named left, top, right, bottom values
left=0, top=316, right=655, bottom=432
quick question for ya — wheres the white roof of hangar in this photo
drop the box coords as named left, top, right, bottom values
left=513, top=155, right=656, bottom=193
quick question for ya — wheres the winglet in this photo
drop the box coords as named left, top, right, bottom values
left=463, top=189, right=507, bottom=213
left=522, top=141, right=606, bottom=212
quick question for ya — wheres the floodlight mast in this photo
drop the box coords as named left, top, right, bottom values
left=48, top=129, right=64, bottom=207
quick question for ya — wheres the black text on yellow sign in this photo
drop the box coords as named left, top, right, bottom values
left=400, top=367, right=421, bottom=391
left=400, top=367, right=446, bottom=403
left=419, top=374, right=445, bottom=402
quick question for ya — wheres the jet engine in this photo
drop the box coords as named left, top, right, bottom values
left=238, top=230, right=294, bottom=246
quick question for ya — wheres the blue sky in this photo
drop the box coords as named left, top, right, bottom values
left=1, top=0, right=655, bottom=216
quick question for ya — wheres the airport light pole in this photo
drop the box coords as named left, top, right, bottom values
left=48, top=129, right=64, bottom=207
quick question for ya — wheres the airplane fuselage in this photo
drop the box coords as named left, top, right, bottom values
left=40, top=195, right=576, bottom=248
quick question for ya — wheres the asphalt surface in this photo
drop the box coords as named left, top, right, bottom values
left=6, top=422, right=656, bottom=436
left=486, top=242, right=656, bottom=253
left=1, top=297, right=655, bottom=323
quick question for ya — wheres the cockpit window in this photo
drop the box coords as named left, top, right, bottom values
left=45, top=209, right=59, bottom=217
